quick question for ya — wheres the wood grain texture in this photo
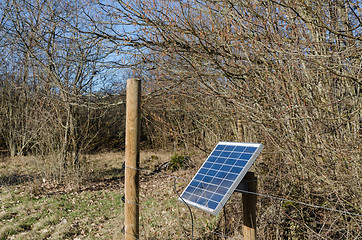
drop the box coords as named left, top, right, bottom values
left=242, top=172, right=257, bottom=240
left=125, top=78, right=141, bottom=240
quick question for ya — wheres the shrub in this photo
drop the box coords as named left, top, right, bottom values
left=168, top=153, right=192, bottom=171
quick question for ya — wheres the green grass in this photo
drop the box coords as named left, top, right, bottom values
left=0, top=187, right=124, bottom=240
left=0, top=151, right=222, bottom=239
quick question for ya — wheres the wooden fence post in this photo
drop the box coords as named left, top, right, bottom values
left=242, top=172, right=257, bottom=240
left=124, top=78, right=141, bottom=240
left=237, top=120, right=257, bottom=239
left=237, top=119, right=243, bottom=142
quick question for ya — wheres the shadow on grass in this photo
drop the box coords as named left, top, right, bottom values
left=81, top=167, right=125, bottom=192
left=90, top=167, right=125, bottom=182
left=99, top=167, right=124, bottom=178
left=0, top=172, right=34, bottom=186
left=0, top=167, right=125, bottom=192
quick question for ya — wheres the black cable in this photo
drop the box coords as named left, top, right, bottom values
left=174, top=177, right=194, bottom=240
left=223, top=206, right=227, bottom=240
left=126, top=166, right=362, bottom=217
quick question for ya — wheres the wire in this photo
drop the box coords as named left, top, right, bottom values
left=173, top=177, right=194, bottom=240
left=125, top=165, right=190, bottom=181
left=124, top=199, right=236, bottom=240
left=125, top=165, right=234, bottom=239
left=123, top=164, right=361, bottom=240
left=223, top=206, right=227, bottom=240
left=124, top=231, right=140, bottom=240
left=234, top=189, right=362, bottom=217
left=125, top=165, right=362, bottom=217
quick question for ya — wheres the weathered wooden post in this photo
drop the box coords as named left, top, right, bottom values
left=124, top=78, right=141, bottom=240
left=237, top=119, right=243, bottom=143
left=242, top=172, right=257, bottom=240
left=238, top=119, right=257, bottom=240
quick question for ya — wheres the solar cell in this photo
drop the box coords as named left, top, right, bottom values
left=178, top=142, right=264, bottom=215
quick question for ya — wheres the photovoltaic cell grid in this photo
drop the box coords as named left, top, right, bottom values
left=178, top=142, right=264, bottom=216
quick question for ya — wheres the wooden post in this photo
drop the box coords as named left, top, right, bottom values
left=124, top=78, right=141, bottom=240
left=237, top=119, right=243, bottom=142
left=242, top=172, right=257, bottom=240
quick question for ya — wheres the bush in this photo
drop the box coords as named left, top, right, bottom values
left=168, top=153, right=192, bottom=171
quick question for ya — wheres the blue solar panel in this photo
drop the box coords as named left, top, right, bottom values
left=178, top=142, right=263, bottom=215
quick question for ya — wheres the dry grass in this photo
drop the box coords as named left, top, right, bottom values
left=2, top=150, right=360, bottom=239
left=0, top=150, right=234, bottom=240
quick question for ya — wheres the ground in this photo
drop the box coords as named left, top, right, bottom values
left=0, top=150, right=231, bottom=239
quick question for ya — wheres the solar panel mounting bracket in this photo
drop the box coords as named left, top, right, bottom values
left=235, top=177, right=248, bottom=191
left=235, top=172, right=257, bottom=192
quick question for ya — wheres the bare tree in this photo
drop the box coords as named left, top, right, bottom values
left=0, top=0, right=113, bottom=182
left=91, top=0, right=361, bottom=238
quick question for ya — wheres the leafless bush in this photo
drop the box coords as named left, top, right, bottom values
left=93, top=0, right=361, bottom=238
left=0, top=0, right=123, bottom=185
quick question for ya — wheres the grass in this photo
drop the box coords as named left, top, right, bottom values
left=0, top=186, right=124, bottom=239
left=0, top=150, right=227, bottom=239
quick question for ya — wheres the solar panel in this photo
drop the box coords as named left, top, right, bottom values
left=178, top=142, right=264, bottom=216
